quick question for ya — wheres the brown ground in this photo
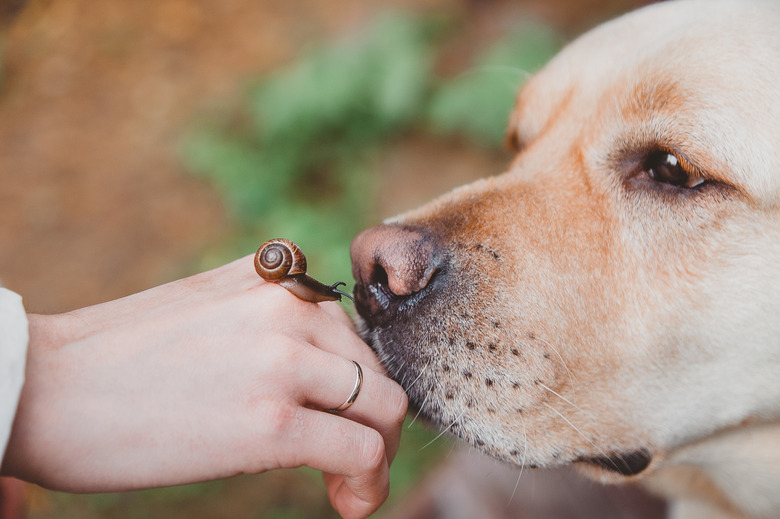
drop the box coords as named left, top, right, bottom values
left=0, top=0, right=651, bottom=517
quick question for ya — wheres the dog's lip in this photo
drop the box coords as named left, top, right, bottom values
left=365, top=281, right=395, bottom=311
left=576, top=449, right=653, bottom=476
left=396, top=267, right=441, bottom=311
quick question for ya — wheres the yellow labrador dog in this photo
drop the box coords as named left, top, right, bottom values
left=350, top=1, right=780, bottom=518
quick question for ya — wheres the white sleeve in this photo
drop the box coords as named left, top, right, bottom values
left=0, top=287, right=29, bottom=462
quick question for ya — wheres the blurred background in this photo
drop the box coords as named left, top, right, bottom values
left=0, top=0, right=660, bottom=517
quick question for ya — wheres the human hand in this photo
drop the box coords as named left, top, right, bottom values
left=1, top=255, right=407, bottom=519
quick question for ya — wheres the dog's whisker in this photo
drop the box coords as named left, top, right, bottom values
left=408, top=386, right=432, bottom=429
left=507, top=411, right=529, bottom=506
left=537, top=381, right=583, bottom=413
left=391, top=358, right=404, bottom=376
left=405, top=364, right=428, bottom=393
left=509, top=471, right=523, bottom=507
left=519, top=411, right=529, bottom=472
left=396, top=362, right=409, bottom=387
left=543, top=402, right=610, bottom=460
left=535, top=335, right=577, bottom=394
left=419, top=409, right=465, bottom=451
left=537, top=385, right=609, bottom=467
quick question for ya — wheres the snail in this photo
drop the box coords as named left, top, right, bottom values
left=255, top=239, right=354, bottom=303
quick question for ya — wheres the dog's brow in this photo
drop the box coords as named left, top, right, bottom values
left=626, top=78, right=684, bottom=115
left=614, top=78, right=759, bottom=199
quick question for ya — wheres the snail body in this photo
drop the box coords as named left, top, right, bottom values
left=255, top=239, right=353, bottom=303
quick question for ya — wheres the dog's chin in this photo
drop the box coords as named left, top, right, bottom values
left=358, top=318, right=656, bottom=481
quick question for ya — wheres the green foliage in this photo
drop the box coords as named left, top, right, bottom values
left=428, top=23, right=562, bottom=146
left=251, top=15, right=435, bottom=144
left=181, top=13, right=561, bottom=284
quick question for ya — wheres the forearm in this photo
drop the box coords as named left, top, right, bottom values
left=3, top=309, right=252, bottom=492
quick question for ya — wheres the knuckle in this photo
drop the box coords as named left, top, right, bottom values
left=264, top=337, right=306, bottom=373
left=254, top=283, right=315, bottom=319
left=265, top=401, right=301, bottom=440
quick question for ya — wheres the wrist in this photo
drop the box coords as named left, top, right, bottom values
left=28, top=311, right=80, bottom=350
left=1, top=312, right=71, bottom=483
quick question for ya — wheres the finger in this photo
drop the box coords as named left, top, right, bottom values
left=303, top=307, right=384, bottom=374
left=319, top=301, right=355, bottom=328
left=319, top=300, right=351, bottom=325
left=245, top=277, right=383, bottom=374
left=336, top=365, right=407, bottom=464
left=291, top=348, right=407, bottom=463
left=279, top=408, right=389, bottom=519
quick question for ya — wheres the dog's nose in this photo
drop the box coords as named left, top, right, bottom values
left=351, top=224, right=443, bottom=317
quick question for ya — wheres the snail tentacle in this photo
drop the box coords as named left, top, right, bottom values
left=328, top=281, right=355, bottom=302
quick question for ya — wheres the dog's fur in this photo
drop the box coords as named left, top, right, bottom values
left=350, top=1, right=780, bottom=518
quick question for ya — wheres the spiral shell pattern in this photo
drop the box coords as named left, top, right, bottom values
left=255, top=239, right=307, bottom=281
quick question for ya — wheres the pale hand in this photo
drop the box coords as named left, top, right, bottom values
left=1, top=255, right=407, bottom=519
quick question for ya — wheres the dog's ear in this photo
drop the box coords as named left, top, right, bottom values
left=504, top=110, right=523, bottom=153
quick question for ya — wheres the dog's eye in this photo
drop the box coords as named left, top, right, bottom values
left=643, top=151, right=705, bottom=189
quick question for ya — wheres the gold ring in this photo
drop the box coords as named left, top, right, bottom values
left=329, top=361, right=363, bottom=413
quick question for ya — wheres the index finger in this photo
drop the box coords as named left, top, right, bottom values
left=303, top=301, right=385, bottom=374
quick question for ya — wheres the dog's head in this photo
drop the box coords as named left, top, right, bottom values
left=351, top=0, right=780, bottom=483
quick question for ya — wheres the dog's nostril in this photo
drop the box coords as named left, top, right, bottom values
left=370, top=263, right=389, bottom=288
left=351, top=224, right=444, bottom=314
left=365, top=264, right=395, bottom=311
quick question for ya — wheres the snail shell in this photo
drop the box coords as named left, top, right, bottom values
left=254, top=238, right=353, bottom=303
left=255, top=239, right=307, bottom=281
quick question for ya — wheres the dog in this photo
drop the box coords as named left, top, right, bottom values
left=349, top=1, right=780, bottom=518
